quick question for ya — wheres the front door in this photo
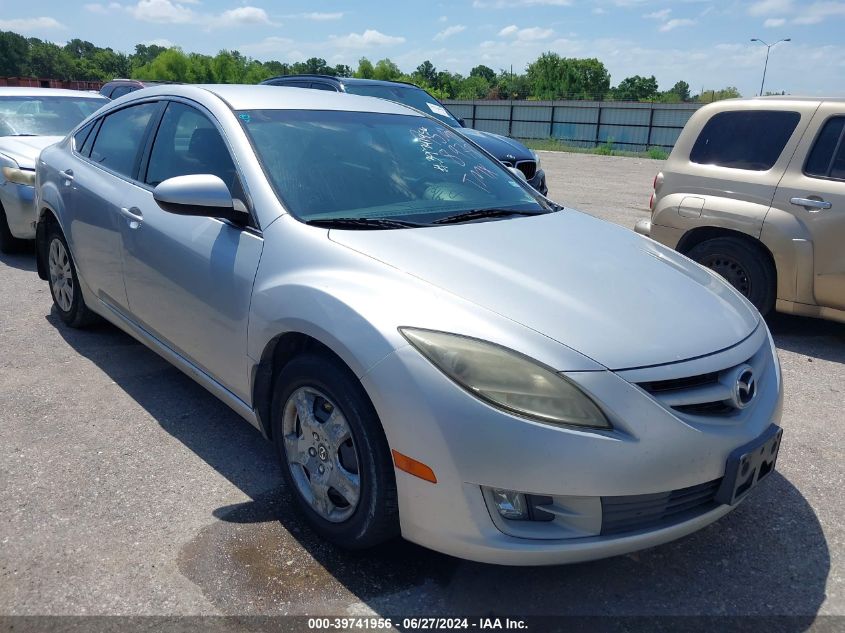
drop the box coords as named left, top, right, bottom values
left=119, top=100, right=262, bottom=401
left=773, top=104, right=845, bottom=311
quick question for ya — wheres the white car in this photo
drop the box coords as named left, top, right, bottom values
left=36, top=84, right=783, bottom=565
left=0, top=87, right=106, bottom=252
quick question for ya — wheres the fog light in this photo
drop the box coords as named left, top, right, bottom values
left=490, top=488, right=528, bottom=520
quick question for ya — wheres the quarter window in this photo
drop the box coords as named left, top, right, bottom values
left=805, top=116, right=845, bottom=181
left=690, top=110, right=801, bottom=171
left=89, top=102, right=160, bottom=178
left=110, top=86, right=134, bottom=99
left=73, top=121, right=95, bottom=154
left=145, top=102, right=240, bottom=195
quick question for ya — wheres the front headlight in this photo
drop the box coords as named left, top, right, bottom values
left=2, top=166, right=36, bottom=186
left=400, top=328, right=610, bottom=429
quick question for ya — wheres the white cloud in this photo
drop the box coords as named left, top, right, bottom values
left=84, top=2, right=122, bottom=14
left=0, top=16, right=65, bottom=31
left=438, top=15, right=448, bottom=22
left=747, top=0, right=794, bottom=17
left=764, top=17, right=787, bottom=27
left=141, top=38, right=174, bottom=47
left=499, top=25, right=554, bottom=41
left=473, top=0, right=571, bottom=7
left=238, top=36, right=297, bottom=57
left=644, top=9, right=672, bottom=20
left=286, top=12, right=344, bottom=21
left=211, top=6, right=275, bottom=28
left=593, top=7, right=607, bottom=14
left=128, top=0, right=195, bottom=23
left=329, top=29, right=406, bottom=49
left=794, top=1, right=845, bottom=24
left=660, top=18, right=695, bottom=31
left=434, top=25, right=467, bottom=41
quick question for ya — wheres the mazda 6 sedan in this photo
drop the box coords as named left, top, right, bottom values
left=35, top=85, right=783, bottom=565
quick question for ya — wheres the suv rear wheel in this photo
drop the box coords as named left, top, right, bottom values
left=687, top=236, right=776, bottom=316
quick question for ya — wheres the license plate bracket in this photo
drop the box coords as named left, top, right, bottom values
left=715, top=424, right=783, bottom=506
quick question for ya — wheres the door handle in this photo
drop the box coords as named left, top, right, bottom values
left=119, top=206, right=143, bottom=228
left=60, top=169, right=74, bottom=183
left=790, top=197, right=832, bottom=211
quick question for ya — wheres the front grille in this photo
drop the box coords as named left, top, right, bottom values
left=516, top=160, right=537, bottom=180
left=639, top=372, right=719, bottom=394
left=600, top=478, right=722, bottom=535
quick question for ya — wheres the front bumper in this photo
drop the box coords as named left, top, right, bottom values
left=0, top=181, right=36, bottom=239
left=529, top=168, right=547, bottom=196
left=361, top=331, right=781, bottom=565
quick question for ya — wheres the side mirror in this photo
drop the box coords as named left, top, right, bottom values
left=153, top=174, right=247, bottom=224
left=507, top=166, right=527, bottom=182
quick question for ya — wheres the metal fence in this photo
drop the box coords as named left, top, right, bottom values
left=443, top=99, right=703, bottom=152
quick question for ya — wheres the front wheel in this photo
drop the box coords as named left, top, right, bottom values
left=271, top=353, right=398, bottom=549
left=687, top=236, right=776, bottom=316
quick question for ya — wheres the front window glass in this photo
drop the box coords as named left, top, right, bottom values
left=0, top=96, right=107, bottom=137
left=238, top=110, right=544, bottom=224
left=343, top=85, right=460, bottom=127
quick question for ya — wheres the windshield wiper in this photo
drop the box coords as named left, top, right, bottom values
left=305, top=217, right=427, bottom=230
left=432, top=208, right=545, bottom=225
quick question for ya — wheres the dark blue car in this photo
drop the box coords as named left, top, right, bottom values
left=260, top=75, right=547, bottom=195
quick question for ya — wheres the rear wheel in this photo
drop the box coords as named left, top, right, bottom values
left=271, top=353, right=399, bottom=549
left=687, top=236, right=776, bottom=316
left=46, top=226, right=98, bottom=327
left=0, top=206, right=26, bottom=254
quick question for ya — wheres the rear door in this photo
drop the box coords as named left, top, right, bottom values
left=772, top=103, right=845, bottom=310
left=118, top=99, right=262, bottom=401
left=67, top=100, right=163, bottom=311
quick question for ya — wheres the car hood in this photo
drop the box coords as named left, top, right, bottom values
left=0, top=136, right=63, bottom=170
left=329, top=210, right=759, bottom=370
left=459, top=127, right=534, bottom=163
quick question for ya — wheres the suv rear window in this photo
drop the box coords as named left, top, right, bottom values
left=690, top=110, right=800, bottom=171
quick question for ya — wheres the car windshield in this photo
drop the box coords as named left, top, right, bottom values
left=342, top=84, right=460, bottom=127
left=0, top=95, right=107, bottom=137
left=238, top=109, right=546, bottom=225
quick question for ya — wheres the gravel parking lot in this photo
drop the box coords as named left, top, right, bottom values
left=1, top=152, right=843, bottom=626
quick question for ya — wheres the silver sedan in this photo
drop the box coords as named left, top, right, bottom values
left=0, top=87, right=107, bottom=252
left=34, top=85, right=783, bottom=565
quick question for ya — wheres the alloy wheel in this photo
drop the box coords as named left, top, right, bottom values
left=282, top=386, right=361, bottom=523
left=48, top=238, right=74, bottom=312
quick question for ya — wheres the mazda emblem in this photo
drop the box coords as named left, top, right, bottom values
left=733, top=367, right=756, bottom=409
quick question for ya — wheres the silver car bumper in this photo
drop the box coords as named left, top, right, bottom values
left=0, top=181, right=37, bottom=239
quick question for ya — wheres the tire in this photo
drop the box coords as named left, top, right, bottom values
left=687, top=236, right=776, bottom=316
left=271, top=352, right=399, bottom=550
left=0, top=205, right=25, bottom=254
left=45, top=225, right=99, bottom=328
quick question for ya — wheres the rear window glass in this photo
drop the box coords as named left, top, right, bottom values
left=805, top=116, right=845, bottom=180
left=690, top=110, right=800, bottom=171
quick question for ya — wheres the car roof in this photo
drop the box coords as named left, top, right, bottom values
left=0, top=87, right=107, bottom=98
left=124, top=83, right=422, bottom=115
left=265, top=74, right=423, bottom=90
left=749, top=96, right=845, bottom=104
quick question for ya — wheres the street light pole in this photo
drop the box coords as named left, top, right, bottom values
left=750, top=37, right=791, bottom=96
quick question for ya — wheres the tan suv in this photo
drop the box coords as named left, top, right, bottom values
left=636, top=97, right=845, bottom=323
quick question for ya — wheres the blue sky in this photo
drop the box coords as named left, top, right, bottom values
left=1, top=1, right=843, bottom=96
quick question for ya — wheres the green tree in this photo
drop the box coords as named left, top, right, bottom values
left=456, top=75, right=489, bottom=99
left=668, top=80, right=690, bottom=102
left=496, top=70, right=530, bottom=100
left=130, top=43, right=169, bottom=70
left=526, top=53, right=610, bottom=100
left=414, top=60, right=437, bottom=85
left=131, top=47, right=191, bottom=81
left=373, top=58, right=401, bottom=81
left=354, top=57, right=374, bottom=79
left=469, top=64, right=495, bottom=84
left=27, top=40, right=74, bottom=80
left=696, top=86, right=741, bottom=103
left=0, top=31, right=30, bottom=76
left=334, top=64, right=352, bottom=78
left=612, top=75, right=659, bottom=101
